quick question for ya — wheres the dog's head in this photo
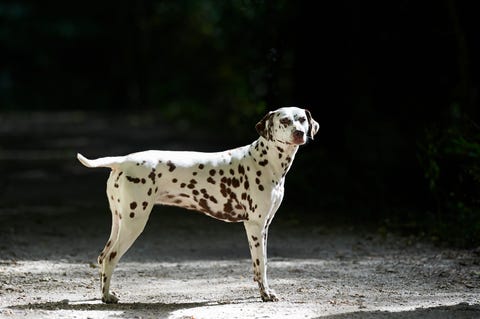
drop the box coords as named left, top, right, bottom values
left=256, top=107, right=319, bottom=145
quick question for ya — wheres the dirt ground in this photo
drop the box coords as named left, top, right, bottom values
left=1, top=207, right=480, bottom=319
left=0, top=112, right=479, bottom=318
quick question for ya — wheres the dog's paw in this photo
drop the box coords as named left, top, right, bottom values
left=102, top=291, right=119, bottom=304
left=261, top=289, right=279, bottom=302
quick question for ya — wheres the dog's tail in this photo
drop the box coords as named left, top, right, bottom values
left=77, top=153, right=120, bottom=169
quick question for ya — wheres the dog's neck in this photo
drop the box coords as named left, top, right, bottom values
left=249, top=137, right=299, bottom=184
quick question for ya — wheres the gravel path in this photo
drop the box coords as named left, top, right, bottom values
left=1, top=207, right=479, bottom=319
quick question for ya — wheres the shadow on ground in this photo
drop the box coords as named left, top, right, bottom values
left=11, top=300, right=209, bottom=318
left=320, top=303, right=480, bottom=319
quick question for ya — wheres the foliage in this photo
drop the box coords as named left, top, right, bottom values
left=418, top=105, right=480, bottom=247
left=1, top=0, right=295, bottom=136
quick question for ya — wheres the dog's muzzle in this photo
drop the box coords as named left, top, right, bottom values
left=292, top=130, right=305, bottom=144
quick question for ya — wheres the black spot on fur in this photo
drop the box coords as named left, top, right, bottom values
left=126, top=176, right=140, bottom=183
left=167, top=161, right=176, bottom=172
left=258, top=159, right=268, bottom=166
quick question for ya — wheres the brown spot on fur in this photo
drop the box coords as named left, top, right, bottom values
left=142, top=201, right=148, bottom=210
left=193, top=190, right=199, bottom=195
left=229, top=169, right=235, bottom=175
left=130, top=202, right=137, bottom=210
left=207, top=177, right=216, bottom=184
left=244, top=181, right=249, bottom=190
left=148, top=188, right=152, bottom=196
left=180, top=183, right=186, bottom=188
left=209, top=196, right=218, bottom=203
left=256, top=258, right=260, bottom=266
left=199, top=198, right=210, bottom=211
left=259, top=159, right=268, bottom=166
left=172, top=178, right=178, bottom=183
left=180, top=193, right=190, bottom=198
left=141, top=178, right=146, bottom=184
left=259, top=185, right=264, bottom=191
left=157, top=173, right=163, bottom=178
left=256, top=171, right=262, bottom=177
left=109, top=251, right=117, bottom=261
left=224, top=201, right=233, bottom=213
left=198, top=164, right=205, bottom=169
left=130, top=212, right=135, bottom=218
left=174, top=199, right=182, bottom=204
left=209, top=169, right=216, bottom=176
left=114, top=183, right=119, bottom=188
left=220, top=185, right=228, bottom=198
left=219, top=169, right=224, bottom=175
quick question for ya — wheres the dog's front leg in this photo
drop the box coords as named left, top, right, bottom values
left=244, top=221, right=278, bottom=302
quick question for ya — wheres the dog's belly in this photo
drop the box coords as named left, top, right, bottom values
left=156, top=189, right=249, bottom=222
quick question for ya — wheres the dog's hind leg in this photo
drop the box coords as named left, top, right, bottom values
left=99, top=173, right=154, bottom=303
left=100, top=205, right=152, bottom=303
left=98, top=171, right=121, bottom=267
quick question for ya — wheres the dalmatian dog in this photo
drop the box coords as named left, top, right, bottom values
left=77, top=107, right=319, bottom=303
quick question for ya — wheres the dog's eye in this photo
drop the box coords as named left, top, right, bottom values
left=298, top=117, right=306, bottom=124
left=280, top=118, right=291, bottom=125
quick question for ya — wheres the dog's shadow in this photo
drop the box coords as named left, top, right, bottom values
left=10, top=297, right=257, bottom=317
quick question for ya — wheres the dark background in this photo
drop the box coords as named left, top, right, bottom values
left=1, top=1, right=479, bottom=246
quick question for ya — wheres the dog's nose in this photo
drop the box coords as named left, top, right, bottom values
left=293, top=130, right=304, bottom=139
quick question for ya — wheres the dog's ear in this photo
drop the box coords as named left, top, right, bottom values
left=256, top=111, right=275, bottom=140
left=305, top=109, right=319, bottom=139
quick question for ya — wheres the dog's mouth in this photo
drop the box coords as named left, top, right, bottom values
left=292, top=131, right=306, bottom=145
